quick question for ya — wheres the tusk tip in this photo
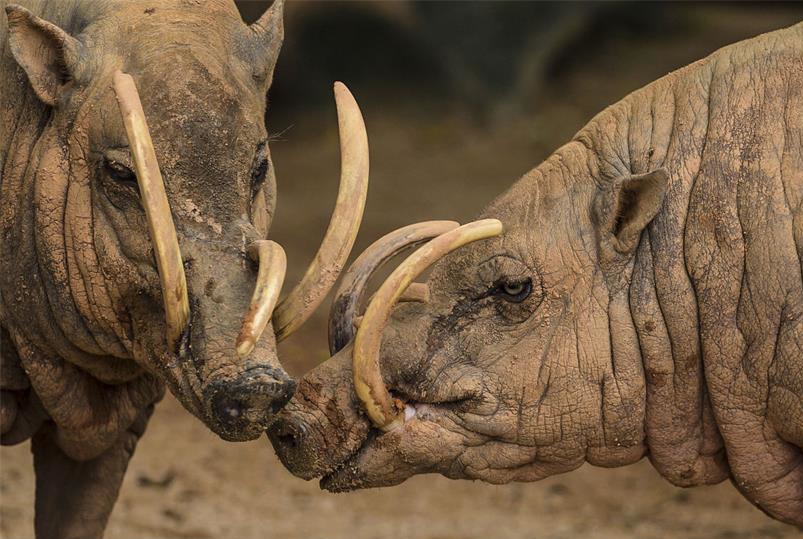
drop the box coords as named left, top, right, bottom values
left=236, top=339, right=255, bottom=358
left=478, top=218, right=504, bottom=234
left=333, top=81, right=355, bottom=103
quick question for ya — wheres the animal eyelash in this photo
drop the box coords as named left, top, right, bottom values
left=267, top=124, right=293, bottom=143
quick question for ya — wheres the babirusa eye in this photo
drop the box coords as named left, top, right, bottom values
left=103, top=157, right=137, bottom=187
left=498, top=278, right=532, bottom=303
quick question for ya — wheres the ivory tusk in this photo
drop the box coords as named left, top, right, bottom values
left=398, top=282, right=430, bottom=303
left=273, top=82, right=369, bottom=342
left=113, top=71, right=190, bottom=352
left=352, top=219, right=504, bottom=430
left=328, top=221, right=458, bottom=355
left=236, top=240, right=287, bottom=358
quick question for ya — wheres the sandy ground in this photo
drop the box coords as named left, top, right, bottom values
left=3, top=392, right=798, bottom=539
left=3, top=5, right=803, bottom=538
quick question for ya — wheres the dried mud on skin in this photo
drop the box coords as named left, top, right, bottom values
left=1, top=108, right=797, bottom=537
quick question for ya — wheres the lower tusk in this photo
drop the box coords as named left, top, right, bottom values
left=236, top=240, right=287, bottom=358
left=352, top=219, right=504, bottom=430
left=328, top=220, right=458, bottom=355
left=398, top=282, right=430, bottom=303
left=273, top=82, right=369, bottom=342
left=113, top=71, right=190, bottom=352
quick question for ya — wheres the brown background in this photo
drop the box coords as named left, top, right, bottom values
left=3, top=2, right=803, bottom=538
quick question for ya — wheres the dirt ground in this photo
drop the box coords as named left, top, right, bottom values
left=3, top=4, right=803, bottom=538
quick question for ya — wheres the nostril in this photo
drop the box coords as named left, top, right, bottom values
left=273, top=418, right=306, bottom=450
left=213, top=394, right=244, bottom=424
left=206, top=370, right=296, bottom=437
left=277, top=430, right=298, bottom=449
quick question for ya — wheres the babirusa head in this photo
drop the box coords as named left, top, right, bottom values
left=112, top=72, right=370, bottom=440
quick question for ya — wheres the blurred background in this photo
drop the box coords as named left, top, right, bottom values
left=3, top=2, right=803, bottom=538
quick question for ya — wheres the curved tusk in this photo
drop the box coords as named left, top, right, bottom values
left=328, top=221, right=459, bottom=355
left=273, top=82, right=369, bottom=342
left=398, top=282, right=430, bottom=303
left=236, top=240, right=287, bottom=358
left=113, top=71, right=190, bottom=352
left=353, top=219, right=504, bottom=430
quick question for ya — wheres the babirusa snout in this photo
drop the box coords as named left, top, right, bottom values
left=352, top=219, right=504, bottom=431
left=113, top=71, right=190, bottom=351
left=236, top=240, right=286, bottom=358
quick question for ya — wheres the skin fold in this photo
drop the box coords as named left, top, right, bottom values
left=0, top=1, right=290, bottom=536
left=270, top=22, right=803, bottom=528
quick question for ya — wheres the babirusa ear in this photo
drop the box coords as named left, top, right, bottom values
left=594, top=168, right=669, bottom=254
left=249, top=0, right=284, bottom=85
left=5, top=4, right=84, bottom=106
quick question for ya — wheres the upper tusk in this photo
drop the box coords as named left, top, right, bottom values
left=113, top=71, right=190, bottom=352
left=328, top=220, right=459, bottom=355
left=273, top=82, right=369, bottom=342
left=236, top=240, right=287, bottom=358
left=352, top=219, right=504, bottom=431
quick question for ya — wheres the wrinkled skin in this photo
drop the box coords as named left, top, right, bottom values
left=271, top=23, right=803, bottom=528
left=1, top=1, right=290, bottom=536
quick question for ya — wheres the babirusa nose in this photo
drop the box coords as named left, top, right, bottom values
left=268, top=414, right=319, bottom=479
left=207, top=369, right=296, bottom=441
left=236, top=240, right=287, bottom=357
